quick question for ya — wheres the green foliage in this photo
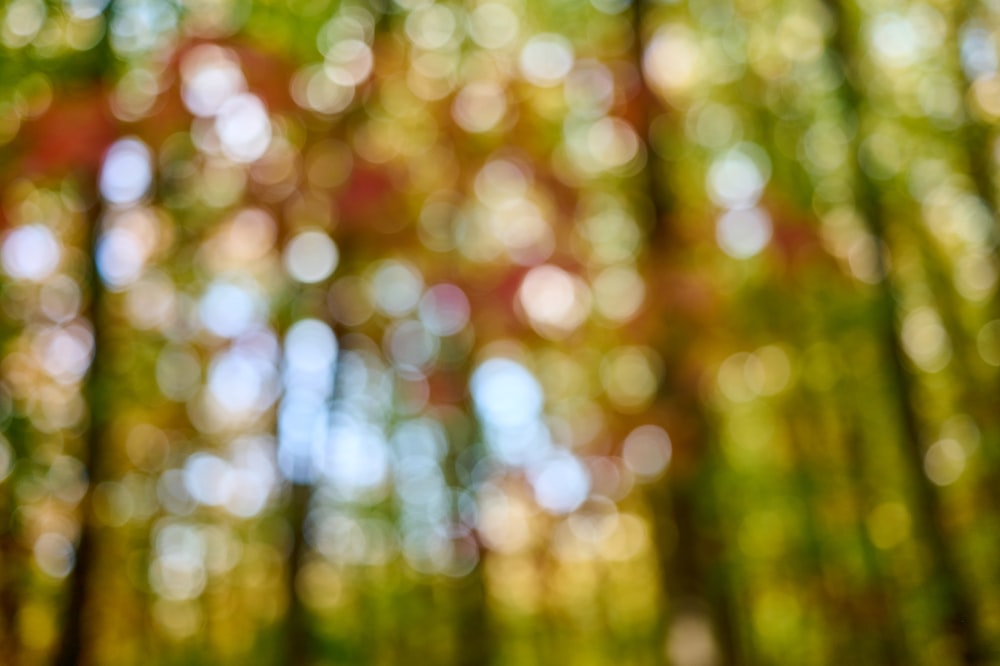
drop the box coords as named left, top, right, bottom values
left=2, top=0, right=1000, bottom=664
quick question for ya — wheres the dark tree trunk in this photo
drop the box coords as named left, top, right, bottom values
left=632, top=1, right=742, bottom=662
left=54, top=196, right=107, bottom=666
left=822, top=0, right=988, bottom=660
left=284, top=482, right=311, bottom=666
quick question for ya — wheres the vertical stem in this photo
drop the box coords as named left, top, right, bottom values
left=54, top=196, right=106, bottom=666
left=822, top=0, right=987, bottom=660
left=952, top=0, right=997, bottom=224
left=277, top=230, right=339, bottom=666
left=783, top=417, right=836, bottom=662
left=284, top=482, right=311, bottom=665
left=632, top=1, right=741, bottom=662
left=810, top=289, right=907, bottom=663
left=0, top=404, right=28, bottom=665
left=453, top=563, right=493, bottom=666
left=451, top=400, right=493, bottom=666
left=842, top=409, right=908, bottom=665
left=0, top=506, right=23, bottom=666
left=51, top=10, right=116, bottom=663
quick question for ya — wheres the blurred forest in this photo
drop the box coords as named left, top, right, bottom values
left=3, top=0, right=1000, bottom=664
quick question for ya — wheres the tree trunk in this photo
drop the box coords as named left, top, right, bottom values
left=822, top=0, right=988, bottom=659
left=284, top=482, right=311, bottom=666
left=632, top=2, right=742, bottom=662
left=54, top=196, right=107, bottom=666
